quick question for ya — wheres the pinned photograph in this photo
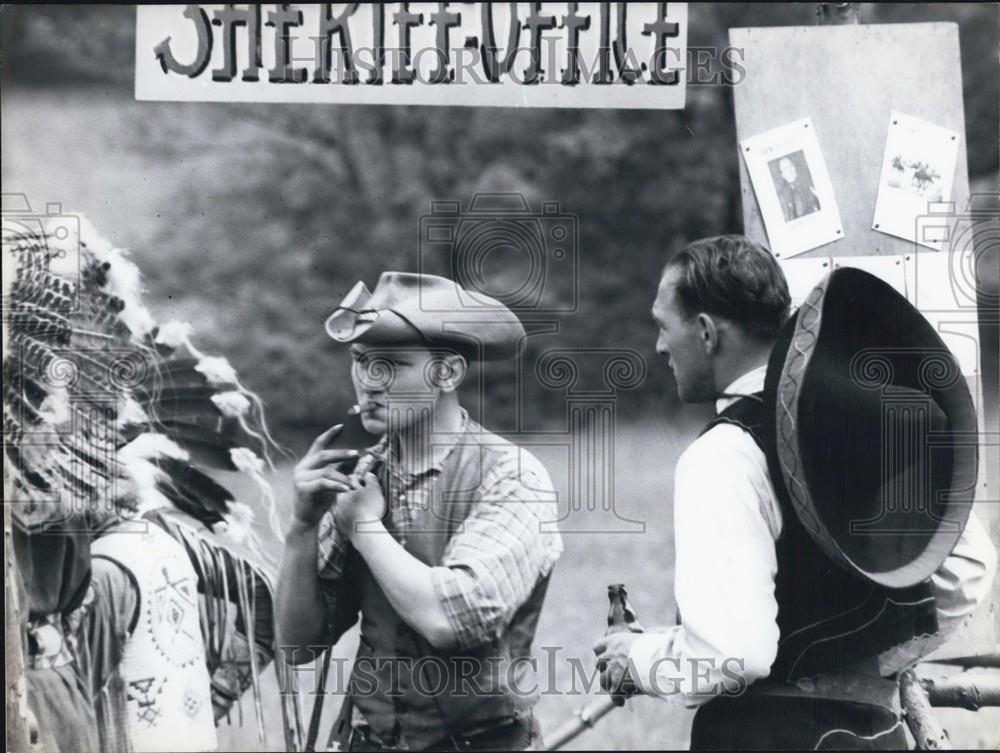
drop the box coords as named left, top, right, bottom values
left=768, top=151, right=821, bottom=221
left=741, top=118, right=843, bottom=258
left=873, top=111, right=960, bottom=248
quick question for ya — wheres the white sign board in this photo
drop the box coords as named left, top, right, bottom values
left=135, top=3, right=689, bottom=108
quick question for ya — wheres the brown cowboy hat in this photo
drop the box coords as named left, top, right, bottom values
left=762, top=267, right=978, bottom=588
left=325, top=272, right=525, bottom=361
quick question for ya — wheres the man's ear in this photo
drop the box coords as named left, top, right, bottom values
left=429, top=352, right=468, bottom=392
left=696, top=313, right=719, bottom=354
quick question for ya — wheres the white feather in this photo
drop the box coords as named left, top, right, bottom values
left=102, top=248, right=155, bottom=340
left=155, top=320, right=194, bottom=349
left=229, top=500, right=255, bottom=525
left=118, top=433, right=191, bottom=515
left=116, top=396, right=148, bottom=428
left=37, top=388, right=72, bottom=426
left=196, top=356, right=238, bottom=386
left=120, top=453, right=174, bottom=516
left=119, top=432, right=189, bottom=463
left=76, top=215, right=115, bottom=261
left=215, top=501, right=257, bottom=544
left=230, top=447, right=282, bottom=539
left=40, top=213, right=154, bottom=340
left=211, top=391, right=250, bottom=418
left=230, top=447, right=264, bottom=474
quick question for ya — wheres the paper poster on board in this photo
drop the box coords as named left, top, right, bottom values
left=740, top=118, right=843, bottom=258
left=778, top=256, right=831, bottom=309
left=832, top=255, right=908, bottom=299
left=905, top=251, right=981, bottom=375
left=872, top=111, right=960, bottom=249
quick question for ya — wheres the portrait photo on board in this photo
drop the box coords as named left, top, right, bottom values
left=768, top=150, right=821, bottom=221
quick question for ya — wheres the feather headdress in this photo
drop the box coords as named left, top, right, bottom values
left=3, top=213, right=282, bottom=543
left=3, top=211, right=299, bottom=745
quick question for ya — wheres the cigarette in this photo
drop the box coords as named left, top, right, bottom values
left=348, top=435, right=389, bottom=483
left=349, top=401, right=383, bottom=415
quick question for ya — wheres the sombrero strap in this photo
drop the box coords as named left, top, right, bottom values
left=715, top=391, right=763, bottom=405
left=701, top=391, right=764, bottom=436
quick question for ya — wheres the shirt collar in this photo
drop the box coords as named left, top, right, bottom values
left=715, top=365, right=768, bottom=414
left=386, top=407, right=470, bottom=480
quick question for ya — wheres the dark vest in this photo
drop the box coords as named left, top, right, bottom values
left=703, top=394, right=938, bottom=680
left=346, top=421, right=548, bottom=750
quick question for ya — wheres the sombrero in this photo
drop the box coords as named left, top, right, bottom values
left=325, top=272, right=525, bottom=361
left=762, top=267, right=978, bottom=588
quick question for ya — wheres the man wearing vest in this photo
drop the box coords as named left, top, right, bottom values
left=276, top=272, right=562, bottom=752
left=594, top=235, right=996, bottom=749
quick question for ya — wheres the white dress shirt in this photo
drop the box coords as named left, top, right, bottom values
left=628, top=366, right=997, bottom=707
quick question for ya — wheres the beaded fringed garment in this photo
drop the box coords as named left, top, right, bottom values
left=3, top=212, right=304, bottom=751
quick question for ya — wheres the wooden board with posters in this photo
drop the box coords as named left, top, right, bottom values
left=731, top=22, right=997, bottom=660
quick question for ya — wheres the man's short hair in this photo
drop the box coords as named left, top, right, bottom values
left=663, top=234, right=791, bottom=341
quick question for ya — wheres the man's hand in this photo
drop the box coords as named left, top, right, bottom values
left=333, top=472, right=387, bottom=540
left=291, top=424, right=360, bottom=530
left=593, top=631, right=644, bottom=706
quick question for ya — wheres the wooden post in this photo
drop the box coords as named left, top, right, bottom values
left=4, top=495, right=34, bottom=752
left=901, top=669, right=951, bottom=749
left=816, top=3, right=861, bottom=25
left=933, top=655, right=1000, bottom=669
left=543, top=696, right=617, bottom=751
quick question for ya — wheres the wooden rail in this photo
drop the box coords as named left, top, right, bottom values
left=544, top=667, right=1000, bottom=750
left=920, top=673, right=1000, bottom=711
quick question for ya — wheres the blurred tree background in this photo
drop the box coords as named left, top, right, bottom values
left=2, top=3, right=997, bottom=450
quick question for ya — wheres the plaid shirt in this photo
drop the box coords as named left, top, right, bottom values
left=317, top=410, right=562, bottom=650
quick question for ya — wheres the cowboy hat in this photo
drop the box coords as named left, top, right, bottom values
left=762, top=266, right=978, bottom=589
left=325, top=272, right=525, bottom=360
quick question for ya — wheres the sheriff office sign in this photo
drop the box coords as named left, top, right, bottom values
left=135, top=3, right=689, bottom=108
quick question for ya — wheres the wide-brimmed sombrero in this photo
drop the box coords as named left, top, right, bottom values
left=325, top=272, right=525, bottom=361
left=762, top=267, right=978, bottom=588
